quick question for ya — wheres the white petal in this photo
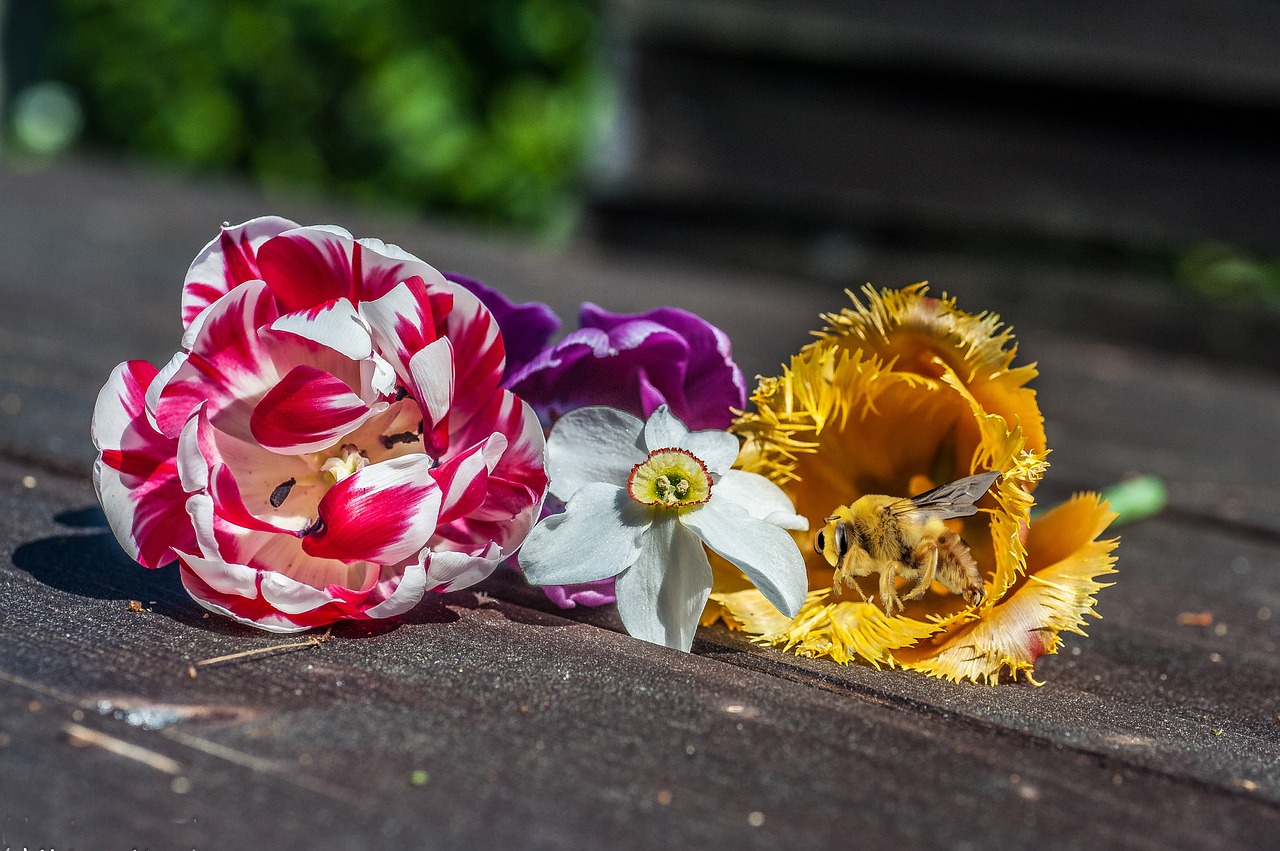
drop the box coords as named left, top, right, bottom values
left=644, top=405, right=738, bottom=477
left=712, top=470, right=809, bottom=531
left=642, top=404, right=688, bottom=450
left=545, top=407, right=647, bottom=501
left=423, top=545, right=501, bottom=593
left=260, top=571, right=343, bottom=614
left=408, top=336, right=454, bottom=428
left=355, top=236, right=433, bottom=268
left=518, top=482, right=651, bottom=585
left=614, top=513, right=712, bottom=652
left=681, top=499, right=808, bottom=618
left=363, top=559, right=430, bottom=618
left=270, top=298, right=374, bottom=362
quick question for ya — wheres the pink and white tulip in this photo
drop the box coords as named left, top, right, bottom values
left=93, top=218, right=548, bottom=632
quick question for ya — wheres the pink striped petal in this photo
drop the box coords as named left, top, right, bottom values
left=250, top=365, right=376, bottom=454
left=452, top=390, right=548, bottom=522
left=157, top=281, right=281, bottom=437
left=409, top=337, right=454, bottom=454
left=91, top=361, right=194, bottom=568
left=432, top=434, right=505, bottom=525
left=357, top=276, right=444, bottom=383
left=302, top=455, right=442, bottom=564
left=258, top=227, right=447, bottom=312
left=181, top=216, right=297, bottom=328
left=176, top=550, right=345, bottom=633
left=439, top=282, right=504, bottom=425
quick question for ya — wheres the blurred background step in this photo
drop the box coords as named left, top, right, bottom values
left=591, top=0, right=1280, bottom=262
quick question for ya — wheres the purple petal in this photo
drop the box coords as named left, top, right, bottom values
left=579, top=303, right=747, bottom=429
left=541, top=577, right=617, bottom=609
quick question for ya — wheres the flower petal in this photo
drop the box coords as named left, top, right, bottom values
left=445, top=271, right=559, bottom=381
left=249, top=365, right=379, bottom=455
left=91, top=361, right=194, bottom=568
left=519, top=482, right=652, bottom=586
left=581, top=303, right=747, bottom=429
left=438, top=282, right=505, bottom=426
left=181, top=216, right=298, bottom=328
left=682, top=498, right=807, bottom=618
left=408, top=337, right=454, bottom=451
left=644, top=406, right=738, bottom=477
left=157, top=280, right=281, bottom=437
left=257, top=225, right=448, bottom=311
left=270, top=298, right=374, bottom=362
left=545, top=406, right=647, bottom=501
left=893, top=494, right=1119, bottom=683
left=360, top=558, right=429, bottom=618
left=712, top=469, right=809, bottom=531
left=615, top=513, right=713, bottom=651
left=541, top=578, right=617, bottom=610
left=424, top=545, right=502, bottom=593
left=303, top=455, right=442, bottom=564
left=432, top=434, right=505, bottom=526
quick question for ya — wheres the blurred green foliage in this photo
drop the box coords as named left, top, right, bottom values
left=1176, top=244, right=1280, bottom=311
left=52, top=0, right=604, bottom=232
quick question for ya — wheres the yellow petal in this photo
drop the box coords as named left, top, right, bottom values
left=892, top=494, right=1118, bottom=683
left=709, top=588, right=944, bottom=667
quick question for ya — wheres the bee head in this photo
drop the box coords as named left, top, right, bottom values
left=814, top=517, right=851, bottom=566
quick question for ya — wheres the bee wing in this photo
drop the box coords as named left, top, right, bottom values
left=890, top=470, right=1000, bottom=522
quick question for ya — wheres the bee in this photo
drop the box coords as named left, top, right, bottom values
left=814, top=470, right=1000, bottom=613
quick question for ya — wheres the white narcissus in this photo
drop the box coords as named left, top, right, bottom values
left=519, top=405, right=809, bottom=651
left=92, top=218, right=548, bottom=632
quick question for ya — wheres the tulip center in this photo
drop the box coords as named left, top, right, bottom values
left=320, top=444, right=370, bottom=484
left=628, top=448, right=712, bottom=507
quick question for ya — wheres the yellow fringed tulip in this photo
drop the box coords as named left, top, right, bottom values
left=707, top=284, right=1118, bottom=684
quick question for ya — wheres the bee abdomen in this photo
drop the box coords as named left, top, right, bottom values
left=936, top=531, right=984, bottom=604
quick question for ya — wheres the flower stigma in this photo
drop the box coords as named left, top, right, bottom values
left=628, top=448, right=712, bottom=507
left=320, top=444, right=370, bottom=484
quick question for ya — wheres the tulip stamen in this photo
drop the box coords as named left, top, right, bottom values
left=268, top=478, right=296, bottom=508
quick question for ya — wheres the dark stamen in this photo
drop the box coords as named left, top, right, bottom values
left=394, top=385, right=409, bottom=401
left=269, top=478, right=296, bottom=508
left=380, top=431, right=420, bottom=449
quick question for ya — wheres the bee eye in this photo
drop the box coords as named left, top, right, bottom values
left=834, top=524, right=850, bottom=558
left=814, top=530, right=826, bottom=554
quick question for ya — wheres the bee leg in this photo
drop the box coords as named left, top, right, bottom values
left=833, top=565, right=873, bottom=603
left=879, top=562, right=904, bottom=613
left=903, top=541, right=939, bottom=602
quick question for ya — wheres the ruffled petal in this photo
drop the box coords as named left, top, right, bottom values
left=893, top=494, right=1119, bottom=683
left=544, top=406, right=647, bottom=501
left=518, top=482, right=652, bottom=586
left=615, top=513, right=713, bottom=651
